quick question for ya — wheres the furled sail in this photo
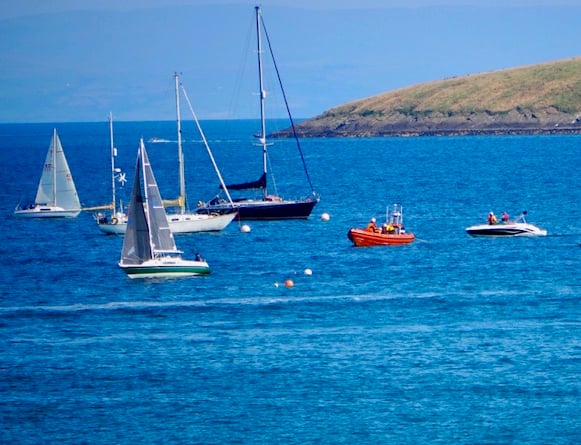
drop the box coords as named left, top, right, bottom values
left=221, top=173, right=266, bottom=191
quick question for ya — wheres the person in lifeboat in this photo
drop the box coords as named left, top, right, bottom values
left=366, top=217, right=378, bottom=232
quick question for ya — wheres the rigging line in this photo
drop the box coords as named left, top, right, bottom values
left=266, top=151, right=278, bottom=196
left=260, top=15, right=317, bottom=196
left=229, top=12, right=254, bottom=118
left=180, top=83, right=235, bottom=206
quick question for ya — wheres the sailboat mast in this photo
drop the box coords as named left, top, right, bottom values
left=109, top=112, right=117, bottom=215
left=255, top=6, right=268, bottom=197
left=175, top=72, right=186, bottom=214
left=180, top=84, right=235, bottom=206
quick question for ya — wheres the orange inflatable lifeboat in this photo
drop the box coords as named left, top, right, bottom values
left=348, top=204, right=415, bottom=247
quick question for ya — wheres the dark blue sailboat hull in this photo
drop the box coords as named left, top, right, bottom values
left=198, top=197, right=318, bottom=220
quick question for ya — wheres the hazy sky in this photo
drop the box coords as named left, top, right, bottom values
left=1, top=0, right=579, bottom=122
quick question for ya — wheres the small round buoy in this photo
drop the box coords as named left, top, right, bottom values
left=304, top=268, right=312, bottom=276
left=321, top=212, right=330, bottom=221
left=284, top=279, right=294, bottom=288
left=240, top=224, right=251, bottom=233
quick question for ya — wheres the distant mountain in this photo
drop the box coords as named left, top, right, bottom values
left=281, top=57, right=581, bottom=137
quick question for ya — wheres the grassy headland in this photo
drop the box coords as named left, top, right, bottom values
left=281, top=57, right=581, bottom=137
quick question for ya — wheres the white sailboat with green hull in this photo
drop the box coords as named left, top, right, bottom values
left=118, top=139, right=210, bottom=278
left=14, top=129, right=81, bottom=218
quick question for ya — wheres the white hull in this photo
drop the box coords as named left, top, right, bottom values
left=119, top=258, right=211, bottom=279
left=14, top=205, right=80, bottom=218
left=466, top=222, right=547, bottom=237
left=167, top=211, right=236, bottom=233
left=16, top=129, right=81, bottom=219
left=99, top=211, right=236, bottom=235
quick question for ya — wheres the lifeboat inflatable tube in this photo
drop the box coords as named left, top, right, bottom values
left=348, top=228, right=415, bottom=247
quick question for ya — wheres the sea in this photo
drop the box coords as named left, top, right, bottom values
left=0, top=120, right=579, bottom=444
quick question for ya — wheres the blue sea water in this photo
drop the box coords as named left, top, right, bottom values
left=0, top=120, right=579, bottom=444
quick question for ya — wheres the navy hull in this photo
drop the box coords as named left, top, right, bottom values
left=198, top=197, right=318, bottom=220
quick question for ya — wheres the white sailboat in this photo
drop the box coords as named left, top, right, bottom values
left=14, top=128, right=81, bottom=218
left=119, top=138, right=211, bottom=278
left=163, top=73, right=237, bottom=232
left=95, top=113, right=129, bottom=234
left=98, top=75, right=236, bottom=235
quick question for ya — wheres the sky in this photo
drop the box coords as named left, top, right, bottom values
left=0, top=0, right=579, bottom=123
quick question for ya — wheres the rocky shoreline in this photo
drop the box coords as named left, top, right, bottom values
left=274, top=112, right=581, bottom=138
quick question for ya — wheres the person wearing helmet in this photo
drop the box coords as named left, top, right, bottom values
left=366, top=217, right=378, bottom=232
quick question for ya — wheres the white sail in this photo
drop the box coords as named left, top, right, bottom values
left=35, top=129, right=81, bottom=210
left=141, top=139, right=178, bottom=254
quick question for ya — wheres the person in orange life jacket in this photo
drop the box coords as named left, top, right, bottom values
left=487, top=212, right=497, bottom=225
left=366, top=217, right=378, bottom=232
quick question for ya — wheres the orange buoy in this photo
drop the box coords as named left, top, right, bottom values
left=284, top=279, right=294, bottom=288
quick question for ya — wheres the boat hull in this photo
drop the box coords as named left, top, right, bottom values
left=465, top=223, right=547, bottom=237
left=119, top=259, right=211, bottom=279
left=98, top=211, right=236, bottom=234
left=198, top=198, right=318, bottom=220
left=348, top=228, right=415, bottom=247
left=14, top=205, right=80, bottom=218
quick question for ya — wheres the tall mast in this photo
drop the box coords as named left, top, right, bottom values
left=180, top=84, right=235, bottom=206
left=109, top=112, right=117, bottom=215
left=175, top=72, right=186, bottom=214
left=255, top=5, right=268, bottom=197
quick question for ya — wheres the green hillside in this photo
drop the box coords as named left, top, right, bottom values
left=288, top=57, right=581, bottom=137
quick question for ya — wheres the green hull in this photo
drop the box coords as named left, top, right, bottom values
left=120, top=264, right=211, bottom=279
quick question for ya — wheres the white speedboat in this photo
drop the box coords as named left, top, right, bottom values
left=466, top=222, right=547, bottom=237
left=466, top=211, right=546, bottom=237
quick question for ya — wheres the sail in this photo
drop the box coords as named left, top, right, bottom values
left=35, top=131, right=56, bottom=205
left=120, top=148, right=151, bottom=265
left=140, top=140, right=178, bottom=254
left=222, top=173, right=267, bottom=191
left=35, top=129, right=80, bottom=209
